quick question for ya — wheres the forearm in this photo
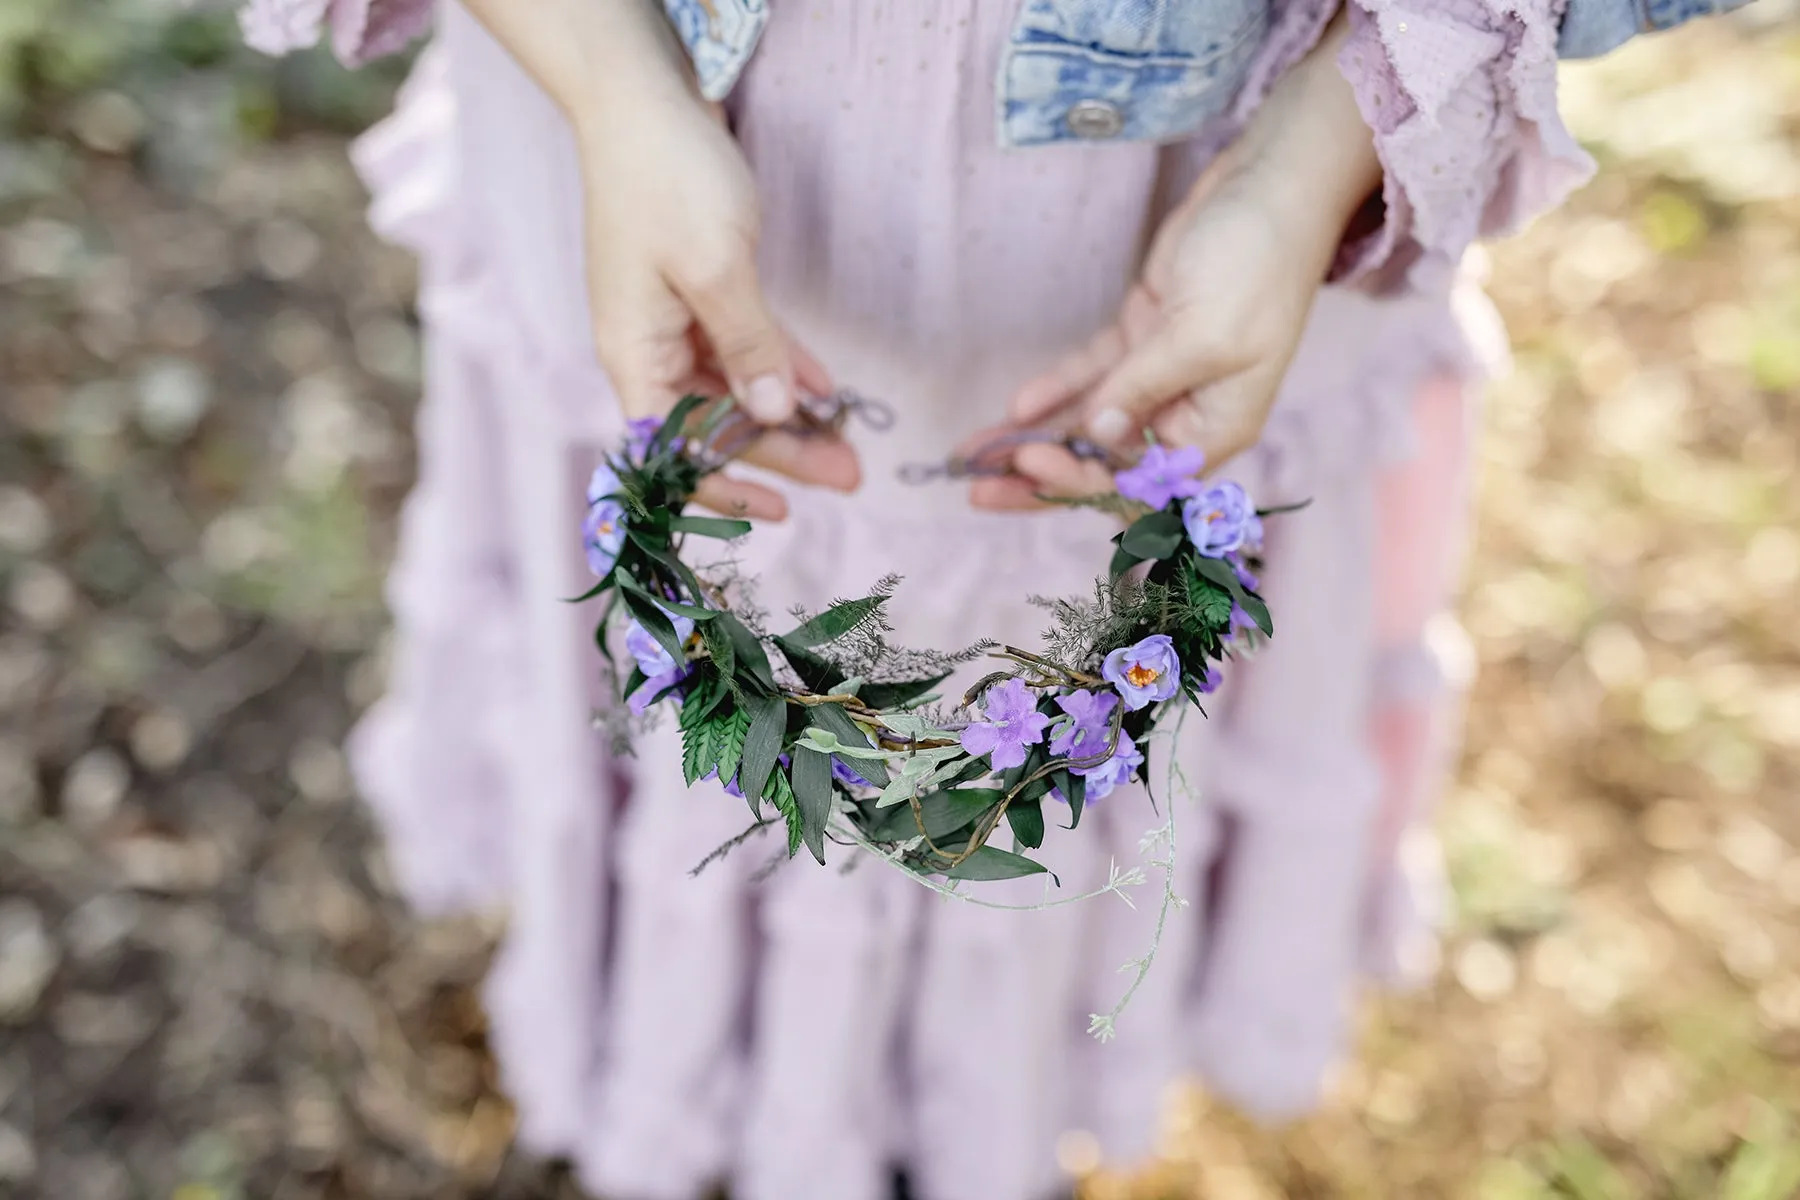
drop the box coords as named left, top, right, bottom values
left=1228, top=8, right=1383, bottom=262
left=460, top=0, right=699, bottom=130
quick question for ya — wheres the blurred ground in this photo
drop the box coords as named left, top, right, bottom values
left=2, top=5, right=1798, bottom=1199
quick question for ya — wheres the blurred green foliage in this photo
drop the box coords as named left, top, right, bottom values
left=0, top=0, right=406, bottom=142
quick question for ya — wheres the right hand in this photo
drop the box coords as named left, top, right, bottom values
left=572, top=88, right=859, bottom=521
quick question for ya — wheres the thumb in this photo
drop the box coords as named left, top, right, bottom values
left=679, top=254, right=796, bottom=424
left=1082, top=319, right=1228, bottom=448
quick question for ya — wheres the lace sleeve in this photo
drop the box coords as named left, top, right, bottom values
left=240, top=0, right=434, bottom=66
left=1332, top=0, right=1596, bottom=293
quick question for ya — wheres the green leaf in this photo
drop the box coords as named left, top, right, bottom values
left=945, top=845, right=1051, bottom=882
left=866, top=788, right=1003, bottom=843
left=790, top=746, right=833, bottom=865
left=738, top=694, right=788, bottom=803
left=772, top=636, right=842, bottom=693
left=806, top=704, right=890, bottom=787
left=763, top=769, right=804, bottom=857
left=1237, top=590, right=1273, bottom=637
left=1189, top=555, right=1273, bottom=637
left=683, top=668, right=730, bottom=726
left=856, top=673, right=951, bottom=711
left=619, top=585, right=688, bottom=665
left=1006, top=796, right=1045, bottom=849
left=669, top=514, right=753, bottom=539
left=718, top=614, right=778, bottom=693
left=1053, top=769, right=1086, bottom=829
left=1120, top=509, right=1185, bottom=561
left=700, top=618, right=737, bottom=686
left=782, top=594, right=888, bottom=650
left=1110, top=541, right=1146, bottom=581
left=1256, top=498, right=1313, bottom=518
left=650, top=393, right=710, bottom=457
left=681, top=716, right=713, bottom=786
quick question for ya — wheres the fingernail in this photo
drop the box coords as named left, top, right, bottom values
left=1089, top=408, right=1131, bottom=445
left=744, top=374, right=791, bottom=423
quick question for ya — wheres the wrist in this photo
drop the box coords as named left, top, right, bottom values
left=1231, top=8, right=1382, bottom=244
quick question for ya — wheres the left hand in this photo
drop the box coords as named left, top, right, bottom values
left=969, top=9, right=1382, bottom=511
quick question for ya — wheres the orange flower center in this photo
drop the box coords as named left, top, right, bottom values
left=1126, top=663, right=1159, bottom=688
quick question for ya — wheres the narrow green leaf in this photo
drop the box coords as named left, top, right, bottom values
left=790, top=746, right=834, bottom=865
left=772, top=636, right=841, bottom=693
left=1255, top=498, right=1312, bottom=518
left=806, top=704, right=890, bottom=787
left=650, top=393, right=710, bottom=456
left=719, top=614, right=778, bottom=693
left=566, top=576, right=614, bottom=604
left=866, top=788, right=1003, bottom=842
left=619, top=586, right=688, bottom=665
left=856, top=673, right=951, bottom=711
left=1006, top=797, right=1045, bottom=849
left=1237, top=590, right=1273, bottom=637
left=783, top=595, right=888, bottom=650
left=945, top=845, right=1051, bottom=882
left=670, top=515, right=753, bottom=539
left=1054, top=770, right=1086, bottom=829
left=738, top=694, right=787, bottom=803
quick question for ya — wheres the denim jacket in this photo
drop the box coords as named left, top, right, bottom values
left=664, top=0, right=1751, bottom=146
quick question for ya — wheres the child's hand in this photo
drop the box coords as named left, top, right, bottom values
left=970, top=10, right=1380, bottom=511
left=465, top=0, right=858, bottom=520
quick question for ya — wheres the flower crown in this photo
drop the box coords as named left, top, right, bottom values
left=579, top=392, right=1288, bottom=886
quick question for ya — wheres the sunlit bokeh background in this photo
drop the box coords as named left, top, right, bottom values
left=3, top=3, right=1797, bottom=1197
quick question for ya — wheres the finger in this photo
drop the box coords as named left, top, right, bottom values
left=1151, top=369, right=1278, bottom=471
left=789, top=336, right=835, bottom=399
left=969, top=476, right=1054, bottom=512
left=1082, top=316, right=1235, bottom=448
left=695, top=474, right=787, bottom=522
left=677, top=251, right=797, bottom=424
left=1013, top=442, right=1114, bottom=499
left=735, top=428, right=862, bottom=492
left=592, top=274, right=697, bottom=419
left=1008, top=324, right=1127, bottom=424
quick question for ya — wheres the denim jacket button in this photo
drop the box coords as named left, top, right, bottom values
left=1065, top=99, right=1126, bottom=139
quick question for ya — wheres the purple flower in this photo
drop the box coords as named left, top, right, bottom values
left=1231, top=556, right=1259, bottom=591
left=699, top=766, right=745, bottom=799
left=1075, top=728, right=1146, bottom=802
left=583, top=499, right=627, bottom=577
left=1102, top=635, right=1181, bottom=711
left=625, top=611, right=697, bottom=679
left=1181, top=481, right=1257, bottom=558
left=831, top=758, right=873, bottom=789
left=1199, top=665, right=1224, bottom=695
left=628, top=669, right=686, bottom=714
left=1048, top=689, right=1119, bottom=764
left=624, top=608, right=696, bottom=713
left=1229, top=604, right=1260, bottom=639
left=587, top=463, right=623, bottom=506
left=1114, top=444, right=1206, bottom=510
left=959, top=677, right=1052, bottom=770
left=624, top=416, right=663, bottom=460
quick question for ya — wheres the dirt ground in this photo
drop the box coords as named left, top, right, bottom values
left=3, top=6, right=1798, bottom=1199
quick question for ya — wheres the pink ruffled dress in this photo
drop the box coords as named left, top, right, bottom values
left=243, top=3, right=1592, bottom=1197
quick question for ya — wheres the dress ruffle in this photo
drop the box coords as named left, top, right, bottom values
left=1335, top=0, right=1595, bottom=292
left=239, top=0, right=434, bottom=66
